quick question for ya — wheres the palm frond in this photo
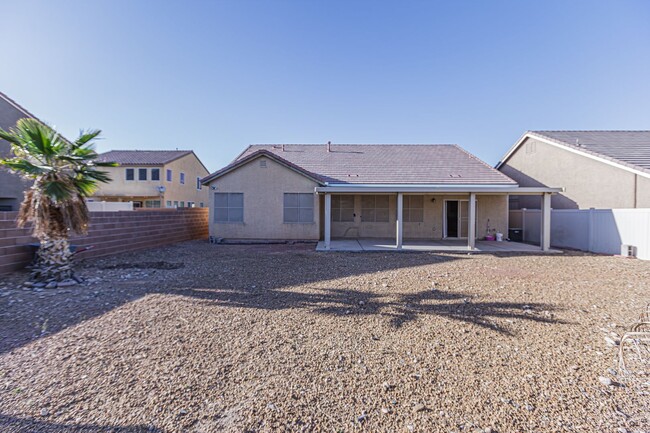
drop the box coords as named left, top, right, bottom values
left=2, top=119, right=113, bottom=241
left=74, top=129, right=102, bottom=147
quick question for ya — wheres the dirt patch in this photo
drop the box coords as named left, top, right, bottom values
left=0, top=240, right=648, bottom=432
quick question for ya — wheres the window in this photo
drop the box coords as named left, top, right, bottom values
left=215, top=193, right=244, bottom=223
left=403, top=195, right=424, bottom=223
left=125, top=168, right=134, bottom=181
left=284, top=193, right=314, bottom=223
left=199, top=202, right=204, bottom=208
left=138, top=168, right=147, bottom=181
left=145, top=200, right=161, bottom=208
left=180, top=172, right=185, bottom=184
left=180, top=201, right=185, bottom=208
left=166, top=169, right=172, bottom=182
left=166, top=200, right=172, bottom=208
left=196, top=177, right=202, bottom=190
left=187, top=201, right=195, bottom=208
left=332, top=195, right=355, bottom=222
left=361, top=195, right=389, bottom=222
left=173, top=201, right=179, bottom=208
left=151, top=168, right=160, bottom=181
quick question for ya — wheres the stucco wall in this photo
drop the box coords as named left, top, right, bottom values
left=207, top=156, right=320, bottom=240
left=93, top=153, right=209, bottom=206
left=637, top=175, right=650, bottom=208
left=331, top=194, right=508, bottom=240
left=0, top=99, right=32, bottom=211
left=500, top=137, right=647, bottom=209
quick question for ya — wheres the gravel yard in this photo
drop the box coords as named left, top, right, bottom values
left=0, top=240, right=649, bottom=432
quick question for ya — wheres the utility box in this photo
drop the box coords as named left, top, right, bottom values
left=621, top=244, right=637, bottom=258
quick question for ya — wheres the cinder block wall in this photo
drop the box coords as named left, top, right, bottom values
left=0, top=208, right=208, bottom=275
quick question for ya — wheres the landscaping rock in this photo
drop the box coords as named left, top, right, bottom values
left=0, top=241, right=646, bottom=433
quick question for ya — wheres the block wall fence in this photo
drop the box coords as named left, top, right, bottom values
left=0, top=208, right=209, bottom=275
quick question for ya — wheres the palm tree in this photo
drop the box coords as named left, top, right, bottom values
left=0, top=118, right=116, bottom=283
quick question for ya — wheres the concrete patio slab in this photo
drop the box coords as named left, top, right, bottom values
left=316, top=238, right=562, bottom=253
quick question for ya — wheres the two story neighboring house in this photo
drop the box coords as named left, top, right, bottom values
left=94, top=150, right=210, bottom=208
left=0, top=92, right=42, bottom=211
left=497, top=130, right=650, bottom=209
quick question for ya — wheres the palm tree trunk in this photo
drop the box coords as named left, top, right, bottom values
left=31, top=236, right=74, bottom=283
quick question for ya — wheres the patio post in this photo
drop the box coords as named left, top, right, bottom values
left=541, top=192, right=551, bottom=251
left=324, top=193, right=331, bottom=250
left=396, top=192, right=403, bottom=249
left=468, top=192, right=476, bottom=250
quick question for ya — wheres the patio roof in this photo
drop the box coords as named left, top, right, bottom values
left=315, top=185, right=563, bottom=194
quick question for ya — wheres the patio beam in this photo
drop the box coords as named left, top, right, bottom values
left=541, top=192, right=551, bottom=251
left=468, top=192, right=476, bottom=250
left=324, top=193, right=331, bottom=250
left=396, top=192, right=403, bottom=249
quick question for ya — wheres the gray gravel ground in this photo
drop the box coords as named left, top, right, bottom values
left=0, top=240, right=649, bottom=433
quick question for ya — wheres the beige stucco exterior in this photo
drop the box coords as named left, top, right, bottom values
left=93, top=152, right=209, bottom=207
left=207, top=156, right=321, bottom=240
left=206, top=154, right=509, bottom=241
left=499, top=137, right=650, bottom=209
left=0, top=96, right=35, bottom=211
left=329, top=194, right=507, bottom=240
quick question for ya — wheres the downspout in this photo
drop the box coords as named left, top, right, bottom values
left=634, top=174, right=638, bottom=208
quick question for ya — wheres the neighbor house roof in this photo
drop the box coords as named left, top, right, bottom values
left=98, top=150, right=194, bottom=166
left=205, top=144, right=517, bottom=186
left=497, top=130, right=650, bottom=177
left=0, top=91, right=42, bottom=128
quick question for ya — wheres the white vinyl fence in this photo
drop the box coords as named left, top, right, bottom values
left=86, top=201, right=134, bottom=212
left=510, top=208, right=650, bottom=260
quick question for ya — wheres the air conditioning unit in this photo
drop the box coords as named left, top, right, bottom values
left=621, top=244, right=637, bottom=258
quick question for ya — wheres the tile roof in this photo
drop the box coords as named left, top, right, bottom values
left=97, top=150, right=193, bottom=166
left=529, top=131, right=650, bottom=175
left=216, top=144, right=516, bottom=185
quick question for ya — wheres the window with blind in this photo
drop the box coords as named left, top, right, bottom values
left=332, top=195, right=355, bottom=222
left=361, top=195, right=390, bottom=222
left=284, top=193, right=314, bottom=223
left=214, top=193, right=244, bottom=223
left=403, top=195, right=424, bottom=222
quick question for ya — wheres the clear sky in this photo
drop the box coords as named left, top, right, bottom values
left=2, top=0, right=649, bottom=172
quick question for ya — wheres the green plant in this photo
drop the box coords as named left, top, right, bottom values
left=0, top=118, right=116, bottom=282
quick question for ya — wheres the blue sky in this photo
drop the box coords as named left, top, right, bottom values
left=2, top=0, right=649, bottom=171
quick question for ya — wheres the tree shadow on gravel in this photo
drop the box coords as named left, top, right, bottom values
left=172, top=285, right=563, bottom=335
left=0, top=242, right=568, bottom=354
left=0, top=414, right=160, bottom=433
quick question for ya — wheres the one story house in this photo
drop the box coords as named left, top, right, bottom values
left=497, top=130, right=650, bottom=209
left=202, top=143, right=561, bottom=251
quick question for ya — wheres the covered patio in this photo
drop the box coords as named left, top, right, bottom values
left=318, top=185, right=563, bottom=252
left=316, top=238, right=562, bottom=253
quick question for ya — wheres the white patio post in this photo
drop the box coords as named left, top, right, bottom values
left=396, top=193, right=403, bottom=249
left=541, top=192, right=551, bottom=251
left=468, top=192, right=476, bottom=250
left=324, top=193, right=332, bottom=250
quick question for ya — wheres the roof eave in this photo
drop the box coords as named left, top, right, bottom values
left=202, top=150, right=325, bottom=185
left=315, top=185, right=562, bottom=194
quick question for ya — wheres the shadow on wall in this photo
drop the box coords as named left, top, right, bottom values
left=0, top=415, right=160, bottom=433
left=500, top=166, right=577, bottom=210
left=0, top=242, right=569, bottom=355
